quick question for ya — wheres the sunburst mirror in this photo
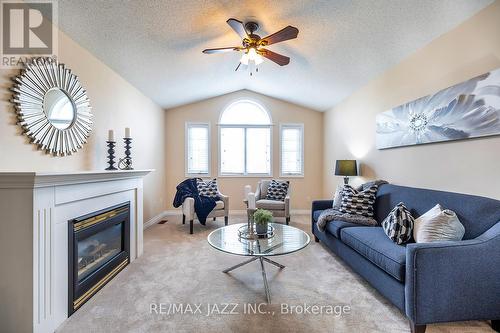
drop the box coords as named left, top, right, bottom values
left=11, top=57, right=93, bottom=156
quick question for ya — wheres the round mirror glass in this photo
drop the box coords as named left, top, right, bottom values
left=43, top=88, right=76, bottom=130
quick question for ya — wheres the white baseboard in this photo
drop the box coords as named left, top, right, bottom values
left=144, top=209, right=311, bottom=229
left=143, top=210, right=170, bottom=229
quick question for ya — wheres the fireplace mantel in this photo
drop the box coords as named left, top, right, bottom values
left=0, top=169, right=154, bottom=188
left=0, top=170, right=153, bottom=333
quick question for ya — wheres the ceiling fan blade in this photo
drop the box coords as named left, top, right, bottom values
left=226, top=18, right=248, bottom=39
left=259, top=49, right=290, bottom=66
left=260, top=26, right=299, bottom=46
left=202, top=47, right=241, bottom=54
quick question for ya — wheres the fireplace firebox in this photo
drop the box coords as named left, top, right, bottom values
left=68, top=202, right=130, bottom=315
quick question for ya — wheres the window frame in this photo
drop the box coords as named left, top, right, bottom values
left=218, top=99, right=273, bottom=177
left=279, top=123, right=304, bottom=178
left=185, top=122, right=211, bottom=177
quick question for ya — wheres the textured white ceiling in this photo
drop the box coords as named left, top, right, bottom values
left=58, top=0, right=493, bottom=111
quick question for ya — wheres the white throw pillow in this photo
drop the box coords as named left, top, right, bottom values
left=413, top=204, right=465, bottom=243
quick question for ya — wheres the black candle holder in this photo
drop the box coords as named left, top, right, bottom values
left=118, top=138, right=133, bottom=170
left=105, top=141, right=118, bottom=170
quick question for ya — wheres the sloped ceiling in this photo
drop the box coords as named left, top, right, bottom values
left=58, top=0, right=493, bottom=111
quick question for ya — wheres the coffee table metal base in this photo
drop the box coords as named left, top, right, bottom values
left=223, top=257, right=285, bottom=304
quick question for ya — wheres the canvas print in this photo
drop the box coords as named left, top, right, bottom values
left=376, top=68, right=500, bottom=149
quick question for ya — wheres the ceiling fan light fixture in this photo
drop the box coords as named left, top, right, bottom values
left=254, top=55, right=263, bottom=65
left=240, top=52, right=249, bottom=65
left=241, top=47, right=263, bottom=66
left=248, top=47, right=257, bottom=59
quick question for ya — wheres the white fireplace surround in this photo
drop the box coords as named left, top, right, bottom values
left=0, top=170, right=153, bottom=333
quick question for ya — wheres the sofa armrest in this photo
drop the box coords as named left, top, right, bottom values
left=311, top=200, right=333, bottom=213
left=405, top=222, right=500, bottom=325
left=182, top=197, right=195, bottom=220
left=218, top=192, right=229, bottom=215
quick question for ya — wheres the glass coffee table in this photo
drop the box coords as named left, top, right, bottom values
left=207, top=222, right=310, bottom=303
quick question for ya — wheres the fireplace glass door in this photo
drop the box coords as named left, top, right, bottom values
left=77, top=223, right=122, bottom=282
left=69, top=203, right=130, bottom=315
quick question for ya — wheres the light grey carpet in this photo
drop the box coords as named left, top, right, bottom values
left=58, top=215, right=494, bottom=333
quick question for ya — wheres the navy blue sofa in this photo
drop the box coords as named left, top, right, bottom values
left=311, top=184, right=500, bottom=333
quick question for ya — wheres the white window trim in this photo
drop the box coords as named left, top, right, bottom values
left=218, top=99, right=273, bottom=177
left=185, top=122, right=211, bottom=177
left=280, top=123, right=304, bottom=178
left=218, top=125, right=273, bottom=177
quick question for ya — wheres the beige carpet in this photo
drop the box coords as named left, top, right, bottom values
left=58, top=215, right=494, bottom=333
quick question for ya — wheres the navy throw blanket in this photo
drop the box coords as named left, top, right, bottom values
left=173, top=178, right=218, bottom=225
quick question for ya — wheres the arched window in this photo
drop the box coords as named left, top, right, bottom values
left=219, top=100, right=272, bottom=176
left=220, top=100, right=271, bottom=125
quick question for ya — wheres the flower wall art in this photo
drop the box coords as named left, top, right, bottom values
left=376, top=68, right=500, bottom=149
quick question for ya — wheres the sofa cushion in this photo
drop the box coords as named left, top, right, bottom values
left=325, top=220, right=360, bottom=238
left=214, top=200, right=224, bottom=210
left=256, top=199, right=285, bottom=210
left=341, top=227, right=407, bottom=281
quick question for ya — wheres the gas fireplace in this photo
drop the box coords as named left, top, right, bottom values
left=68, top=202, right=130, bottom=315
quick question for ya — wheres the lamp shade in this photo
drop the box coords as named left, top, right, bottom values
left=335, top=160, right=358, bottom=176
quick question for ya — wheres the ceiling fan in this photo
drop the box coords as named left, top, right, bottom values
left=202, top=18, right=299, bottom=73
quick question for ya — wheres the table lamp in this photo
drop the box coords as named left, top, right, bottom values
left=335, top=160, right=358, bottom=184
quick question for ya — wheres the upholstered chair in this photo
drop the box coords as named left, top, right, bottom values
left=253, top=180, right=291, bottom=225
left=181, top=184, right=229, bottom=234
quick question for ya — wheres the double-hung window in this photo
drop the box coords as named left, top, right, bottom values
left=219, top=100, right=272, bottom=176
left=280, top=123, right=304, bottom=177
left=185, top=122, right=210, bottom=176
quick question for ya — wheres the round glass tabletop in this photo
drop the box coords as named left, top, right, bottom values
left=207, top=223, right=310, bottom=257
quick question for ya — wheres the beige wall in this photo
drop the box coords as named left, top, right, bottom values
left=0, top=31, right=167, bottom=222
left=165, top=90, right=324, bottom=210
left=323, top=1, right=500, bottom=200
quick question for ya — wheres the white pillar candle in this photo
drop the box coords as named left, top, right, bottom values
left=108, top=129, right=114, bottom=142
left=244, top=185, right=252, bottom=199
left=125, top=127, right=131, bottom=138
left=248, top=192, right=256, bottom=209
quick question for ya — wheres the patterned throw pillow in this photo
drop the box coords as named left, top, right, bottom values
left=265, top=180, right=290, bottom=201
left=196, top=178, right=219, bottom=198
left=340, top=184, right=378, bottom=217
left=382, top=202, right=415, bottom=245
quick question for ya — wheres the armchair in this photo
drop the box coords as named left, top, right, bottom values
left=253, top=180, right=291, bottom=225
left=181, top=188, right=229, bottom=234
